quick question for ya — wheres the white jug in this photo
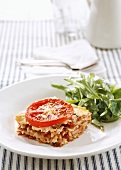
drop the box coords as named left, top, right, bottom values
left=85, top=0, right=121, bottom=49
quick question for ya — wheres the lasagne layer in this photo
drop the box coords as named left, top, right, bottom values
left=15, top=104, right=91, bottom=147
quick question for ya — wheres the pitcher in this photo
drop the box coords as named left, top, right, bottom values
left=85, top=0, right=121, bottom=49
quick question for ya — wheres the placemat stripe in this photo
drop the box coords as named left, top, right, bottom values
left=112, top=149, right=121, bottom=170
left=98, top=153, right=105, bottom=170
left=106, top=151, right=113, bottom=170
left=0, top=148, right=7, bottom=170
left=91, top=155, right=97, bottom=170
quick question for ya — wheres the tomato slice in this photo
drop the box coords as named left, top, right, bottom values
left=25, top=98, right=74, bottom=127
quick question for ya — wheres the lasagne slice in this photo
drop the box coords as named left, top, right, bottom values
left=15, top=98, right=91, bottom=147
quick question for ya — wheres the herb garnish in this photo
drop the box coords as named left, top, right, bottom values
left=51, top=73, right=121, bottom=130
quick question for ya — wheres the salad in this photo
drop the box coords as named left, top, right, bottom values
left=51, top=73, right=121, bottom=130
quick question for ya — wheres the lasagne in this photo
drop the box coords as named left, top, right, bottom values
left=15, top=97, right=91, bottom=147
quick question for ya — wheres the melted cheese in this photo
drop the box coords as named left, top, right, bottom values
left=72, top=104, right=89, bottom=116
left=15, top=103, right=90, bottom=131
left=15, top=112, right=27, bottom=124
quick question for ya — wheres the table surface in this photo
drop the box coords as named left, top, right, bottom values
left=0, top=18, right=121, bottom=170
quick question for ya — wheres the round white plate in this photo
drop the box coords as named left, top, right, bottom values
left=0, top=75, right=121, bottom=159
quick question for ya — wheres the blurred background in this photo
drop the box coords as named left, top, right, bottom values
left=0, top=0, right=89, bottom=20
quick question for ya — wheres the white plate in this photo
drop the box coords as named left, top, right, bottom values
left=0, top=75, right=121, bottom=159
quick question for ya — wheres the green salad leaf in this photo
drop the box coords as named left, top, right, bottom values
left=51, top=73, right=121, bottom=130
